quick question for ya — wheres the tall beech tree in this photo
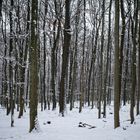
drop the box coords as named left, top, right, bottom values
left=59, top=0, right=71, bottom=116
left=9, top=0, right=14, bottom=127
left=79, top=0, right=86, bottom=113
left=130, top=0, right=138, bottom=124
left=114, top=0, right=120, bottom=128
left=29, top=0, right=39, bottom=132
left=137, top=11, right=140, bottom=115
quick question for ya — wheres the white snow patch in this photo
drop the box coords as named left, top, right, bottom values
left=0, top=104, right=140, bottom=140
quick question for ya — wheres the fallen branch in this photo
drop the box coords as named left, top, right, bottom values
left=78, top=122, right=96, bottom=129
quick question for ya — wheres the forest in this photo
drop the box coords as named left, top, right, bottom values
left=0, top=0, right=140, bottom=139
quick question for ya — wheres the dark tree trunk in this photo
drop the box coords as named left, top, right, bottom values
left=136, top=12, right=140, bottom=115
left=51, top=19, right=61, bottom=110
left=59, top=0, right=71, bottom=116
left=51, top=0, right=62, bottom=110
left=130, top=0, right=138, bottom=124
left=114, top=0, right=120, bottom=128
left=103, top=0, right=112, bottom=117
left=0, top=0, right=2, bottom=18
left=41, top=0, right=48, bottom=111
left=25, top=0, right=30, bottom=107
left=79, top=0, right=86, bottom=113
left=98, top=0, right=105, bottom=119
left=9, top=0, right=14, bottom=127
left=123, top=19, right=130, bottom=106
left=68, top=49, right=73, bottom=104
left=29, top=0, right=39, bottom=132
left=70, top=0, right=81, bottom=111
left=17, top=2, right=24, bottom=118
left=1, top=10, right=8, bottom=108
left=119, top=0, right=126, bottom=108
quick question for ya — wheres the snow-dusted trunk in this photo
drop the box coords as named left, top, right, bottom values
left=98, top=0, right=105, bottom=119
left=114, top=0, right=120, bottom=128
left=103, top=0, right=112, bottom=118
left=119, top=0, right=126, bottom=108
left=130, top=0, right=138, bottom=124
left=123, top=18, right=130, bottom=106
left=29, top=0, right=39, bottom=132
left=59, top=0, right=71, bottom=116
left=40, top=0, right=48, bottom=111
left=8, top=0, right=15, bottom=127
left=137, top=11, right=140, bottom=115
left=1, top=1, right=8, bottom=109
left=70, top=0, right=81, bottom=111
left=79, top=0, right=86, bottom=113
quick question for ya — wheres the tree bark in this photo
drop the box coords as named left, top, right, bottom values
left=29, top=0, right=39, bottom=132
left=103, top=0, right=112, bottom=118
left=130, top=0, right=138, bottom=124
left=114, top=0, right=120, bottom=128
left=59, top=0, right=71, bottom=116
left=136, top=11, right=140, bottom=115
left=119, top=0, right=126, bottom=108
left=9, top=0, right=14, bottom=127
left=98, top=0, right=105, bottom=119
left=0, top=0, right=2, bottom=18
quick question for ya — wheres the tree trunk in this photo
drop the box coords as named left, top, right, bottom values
left=79, top=0, right=86, bottom=113
left=136, top=11, right=140, bottom=115
left=59, top=0, right=71, bottom=116
left=9, top=0, right=14, bottom=127
left=51, top=19, right=61, bottom=110
left=43, top=0, right=48, bottom=110
left=114, top=0, right=120, bottom=128
left=130, top=0, right=138, bottom=124
left=98, top=0, right=105, bottom=119
left=25, top=0, right=30, bottom=107
left=0, top=0, right=2, bottom=18
left=103, top=0, right=112, bottom=117
left=1, top=11, right=8, bottom=108
left=29, top=0, right=39, bottom=132
left=70, top=0, right=81, bottom=111
left=119, top=0, right=126, bottom=108
left=17, top=2, right=24, bottom=118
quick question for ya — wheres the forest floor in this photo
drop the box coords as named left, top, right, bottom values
left=0, top=103, right=140, bottom=140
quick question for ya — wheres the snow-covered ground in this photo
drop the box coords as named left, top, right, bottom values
left=0, top=104, right=140, bottom=140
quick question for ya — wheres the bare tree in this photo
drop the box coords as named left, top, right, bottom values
left=130, top=0, right=138, bottom=124
left=29, top=0, right=39, bottom=132
left=114, top=0, right=120, bottom=128
left=59, top=0, right=71, bottom=116
left=136, top=9, right=140, bottom=115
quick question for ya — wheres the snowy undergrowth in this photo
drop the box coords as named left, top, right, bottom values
left=0, top=104, right=140, bottom=140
